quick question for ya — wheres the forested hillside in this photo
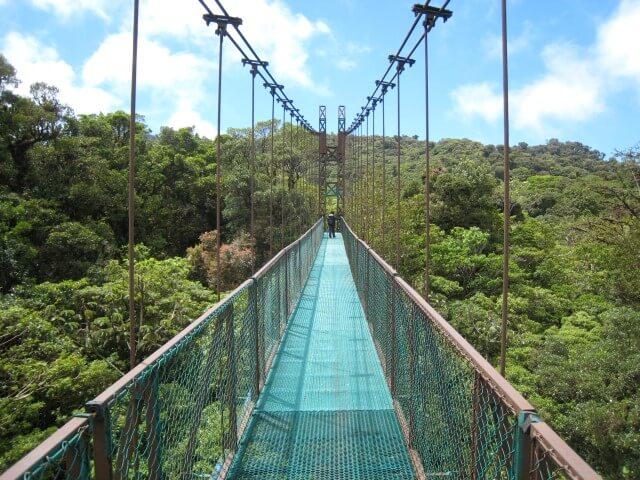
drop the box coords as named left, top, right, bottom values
left=1, top=54, right=639, bottom=478
left=350, top=136, right=640, bottom=479
left=0, top=55, right=316, bottom=470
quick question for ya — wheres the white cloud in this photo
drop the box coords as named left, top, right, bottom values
left=1, top=30, right=216, bottom=136
left=452, top=44, right=604, bottom=132
left=139, top=0, right=330, bottom=91
left=332, top=41, right=371, bottom=71
left=1, top=32, right=119, bottom=113
left=223, top=0, right=330, bottom=90
left=83, top=33, right=214, bottom=92
left=345, top=42, right=372, bottom=55
left=452, top=0, right=640, bottom=133
left=451, top=83, right=502, bottom=123
left=138, top=0, right=205, bottom=42
left=514, top=44, right=604, bottom=130
left=4, top=0, right=333, bottom=134
left=336, top=58, right=357, bottom=71
left=483, top=22, right=532, bottom=59
left=596, top=0, right=640, bottom=84
left=82, top=32, right=216, bottom=137
left=29, top=0, right=115, bottom=20
left=167, top=101, right=216, bottom=139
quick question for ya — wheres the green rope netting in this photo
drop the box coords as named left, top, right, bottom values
left=97, top=221, right=324, bottom=480
left=9, top=218, right=580, bottom=480
left=226, top=232, right=414, bottom=479
left=17, top=422, right=92, bottom=480
left=341, top=222, right=573, bottom=480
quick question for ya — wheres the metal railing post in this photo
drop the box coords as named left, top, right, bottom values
left=86, top=402, right=112, bottom=480
left=278, top=258, right=284, bottom=335
left=365, top=247, right=370, bottom=321
left=470, top=372, right=480, bottom=480
left=224, top=304, right=238, bottom=451
left=512, top=410, right=539, bottom=480
left=407, top=304, right=418, bottom=448
left=390, top=275, right=398, bottom=396
left=355, top=241, right=359, bottom=295
left=284, top=249, right=290, bottom=319
left=182, top=315, right=222, bottom=479
left=298, top=240, right=302, bottom=292
left=64, top=421, right=91, bottom=480
left=145, top=371, right=162, bottom=480
left=251, top=279, right=261, bottom=397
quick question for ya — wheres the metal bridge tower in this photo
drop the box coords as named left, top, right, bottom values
left=318, top=105, right=346, bottom=217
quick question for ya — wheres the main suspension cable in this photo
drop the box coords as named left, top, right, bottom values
left=199, top=0, right=315, bottom=131
left=347, top=2, right=451, bottom=133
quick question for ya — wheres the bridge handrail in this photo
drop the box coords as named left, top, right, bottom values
left=343, top=220, right=532, bottom=413
left=340, top=217, right=600, bottom=480
left=87, top=217, right=323, bottom=409
left=0, top=417, right=91, bottom=480
left=1, top=218, right=324, bottom=480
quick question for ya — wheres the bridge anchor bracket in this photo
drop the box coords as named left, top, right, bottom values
left=203, top=13, right=242, bottom=35
left=512, top=410, right=540, bottom=480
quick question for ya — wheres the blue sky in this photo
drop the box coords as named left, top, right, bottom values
left=1, top=0, right=639, bottom=156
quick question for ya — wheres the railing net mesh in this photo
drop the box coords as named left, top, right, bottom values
left=100, top=221, right=323, bottom=480
left=224, top=230, right=415, bottom=479
left=6, top=220, right=323, bottom=480
left=3, top=218, right=598, bottom=480
left=341, top=220, right=584, bottom=480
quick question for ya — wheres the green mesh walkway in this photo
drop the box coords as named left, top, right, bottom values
left=227, top=233, right=415, bottom=479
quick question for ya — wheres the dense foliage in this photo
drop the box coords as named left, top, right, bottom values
left=1, top=53, right=639, bottom=478
left=0, top=55, right=316, bottom=470
left=347, top=135, right=640, bottom=478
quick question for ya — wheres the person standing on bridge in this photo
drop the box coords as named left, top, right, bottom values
left=327, top=212, right=336, bottom=238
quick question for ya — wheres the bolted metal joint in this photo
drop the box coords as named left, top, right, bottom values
left=203, top=13, right=242, bottom=27
left=519, top=410, right=541, bottom=433
left=412, top=4, right=453, bottom=24
left=243, top=58, right=268, bottom=77
left=424, top=16, right=435, bottom=29
left=264, top=82, right=284, bottom=97
left=203, top=13, right=242, bottom=36
left=85, top=400, right=107, bottom=420
left=388, top=55, right=416, bottom=73
left=376, top=80, right=396, bottom=95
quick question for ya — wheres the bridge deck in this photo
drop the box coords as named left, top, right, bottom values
left=227, top=232, right=415, bottom=479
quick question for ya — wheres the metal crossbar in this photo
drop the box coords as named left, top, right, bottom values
left=341, top=218, right=600, bottom=480
left=1, top=219, right=324, bottom=480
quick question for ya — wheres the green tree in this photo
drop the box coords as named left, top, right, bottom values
left=432, top=159, right=500, bottom=233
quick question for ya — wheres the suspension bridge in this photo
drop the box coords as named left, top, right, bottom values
left=2, top=1, right=602, bottom=479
